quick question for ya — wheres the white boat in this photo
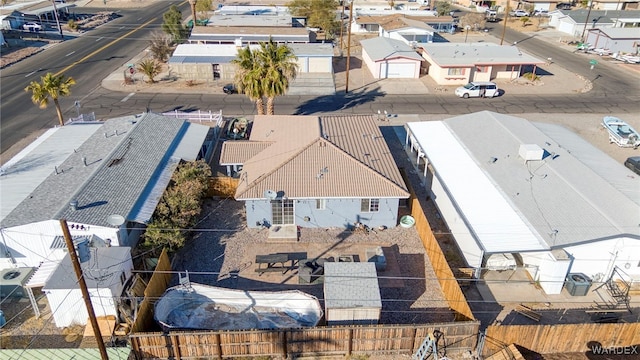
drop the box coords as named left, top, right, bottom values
left=602, top=116, right=640, bottom=148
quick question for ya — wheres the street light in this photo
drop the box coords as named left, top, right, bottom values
left=345, top=0, right=354, bottom=93
left=464, top=25, right=471, bottom=42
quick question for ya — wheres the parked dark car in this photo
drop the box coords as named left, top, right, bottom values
left=557, top=3, right=572, bottom=10
left=624, top=156, right=640, bottom=175
left=223, top=84, right=237, bottom=94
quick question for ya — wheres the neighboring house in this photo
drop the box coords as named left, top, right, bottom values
left=0, top=113, right=213, bottom=271
left=405, top=111, right=640, bottom=295
left=42, top=246, right=133, bottom=327
left=188, top=25, right=314, bottom=45
left=586, top=27, right=640, bottom=53
left=219, top=115, right=409, bottom=229
left=12, top=0, right=75, bottom=28
left=378, top=15, right=436, bottom=44
left=168, top=43, right=334, bottom=87
left=206, top=14, right=299, bottom=28
left=547, top=10, right=639, bottom=37
left=214, top=5, right=291, bottom=16
left=418, top=42, right=544, bottom=85
left=352, top=14, right=455, bottom=35
left=589, top=0, right=640, bottom=10
left=360, top=37, right=423, bottom=78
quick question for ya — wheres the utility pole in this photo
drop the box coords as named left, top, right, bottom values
left=500, top=0, right=510, bottom=45
left=50, top=0, right=63, bottom=40
left=60, top=219, right=108, bottom=360
left=581, top=0, right=594, bottom=41
left=339, top=2, right=346, bottom=50
left=345, top=1, right=354, bottom=93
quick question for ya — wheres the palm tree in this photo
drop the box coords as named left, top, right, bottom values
left=137, top=58, right=163, bottom=83
left=24, top=73, right=76, bottom=127
left=257, top=39, right=298, bottom=115
left=231, top=46, right=266, bottom=115
left=189, top=0, right=198, bottom=26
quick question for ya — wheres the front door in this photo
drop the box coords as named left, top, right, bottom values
left=271, top=199, right=294, bottom=225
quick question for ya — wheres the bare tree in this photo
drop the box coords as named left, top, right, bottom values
left=458, top=13, right=486, bottom=32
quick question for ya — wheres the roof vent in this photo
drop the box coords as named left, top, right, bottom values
left=70, top=200, right=78, bottom=211
left=518, top=144, right=544, bottom=162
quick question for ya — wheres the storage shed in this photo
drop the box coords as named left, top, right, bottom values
left=323, top=262, right=382, bottom=325
left=43, top=247, right=132, bottom=328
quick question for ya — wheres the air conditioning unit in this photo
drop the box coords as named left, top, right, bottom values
left=0, top=267, right=34, bottom=299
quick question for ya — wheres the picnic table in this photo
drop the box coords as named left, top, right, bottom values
left=254, top=253, right=307, bottom=275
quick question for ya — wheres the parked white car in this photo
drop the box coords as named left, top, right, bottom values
left=455, top=82, right=499, bottom=98
left=22, top=22, right=42, bottom=31
left=510, top=10, right=530, bottom=17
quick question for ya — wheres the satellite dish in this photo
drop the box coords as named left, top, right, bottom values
left=263, top=190, right=277, bottom=200
left=107, top=214, right=125, bottom=227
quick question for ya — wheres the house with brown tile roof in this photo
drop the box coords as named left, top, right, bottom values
left=219, top=115, right=409, bottom=229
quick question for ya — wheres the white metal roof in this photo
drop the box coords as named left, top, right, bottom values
left=407, top=111, right=640, bottom=252
left=26, top=260, right=61, bottom=288
left=418, top=42, right=544, bottom=67
left=407, top=120, right=548, bottom=253
left=0, top=123, right=102, bottom=223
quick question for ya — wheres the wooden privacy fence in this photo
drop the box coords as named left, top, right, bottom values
left=483, top=323, right=640, bottom=356
left=208, top=176, right=239, bottom=197
left=130, top=322, right=480, bottom=359
left=402, top=170, right=475, bottom=322
left=130, top=249, right=172, bottom=333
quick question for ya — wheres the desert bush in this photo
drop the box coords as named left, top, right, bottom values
left=149, top=32, right=174, bottom=62
left=67, top=19, right=78, bottom=31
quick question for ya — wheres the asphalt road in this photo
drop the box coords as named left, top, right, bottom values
left=485, top=25, right=640, bottom=98
left=0, top=1, right=187, bottom=154
left=2, top=7, right=640, bottom=155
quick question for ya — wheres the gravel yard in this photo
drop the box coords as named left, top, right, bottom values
left=170, top=123, right=458, bottom=325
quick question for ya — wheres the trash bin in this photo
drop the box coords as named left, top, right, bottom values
left=565, top=273, right=592, bottom=296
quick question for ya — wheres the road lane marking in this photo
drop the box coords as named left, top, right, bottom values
left=66, top=51, right=76, bottom=56
left=25, top=70, right=38, bottom=77
left=95, top=37, right=103, bottom=42
left=121, top=93, right=135, bottom=102
left=54, top=18, right=156, bottom=77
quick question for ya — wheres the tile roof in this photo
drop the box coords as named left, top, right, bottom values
left=231, top=115, right=409, bottom=200
left=220, top=141, right=273, bottom=164
left=360, top=37, right=424, bottom=61
left=1, top=113, right=209, bottom=228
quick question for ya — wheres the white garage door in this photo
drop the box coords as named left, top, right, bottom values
left=385, top=63, right=416, bottom=78
left=557, top=21, right=574, bottom=35
left=309, top=57, right=331, bottom=73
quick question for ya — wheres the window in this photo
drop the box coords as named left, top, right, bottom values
left=271, top=199, right=294, bottom=225
left=360, top=199, right=380, bottom=212
left=448, top=68, right=464, bottom=76
left=476, top=66, right=488, bottom=72
left=506, top=65, right=518, bottom=72
left=316, top=199, right=326, bottom=210
left=212, top=64, right=221, bottom=79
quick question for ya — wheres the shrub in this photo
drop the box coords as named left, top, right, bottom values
left=522, top=72, right=540, bottom=81
left=67, top=19, right=79, bottom=31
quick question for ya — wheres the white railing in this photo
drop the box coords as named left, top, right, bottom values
left=162, top=110, right=224, bottom=127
